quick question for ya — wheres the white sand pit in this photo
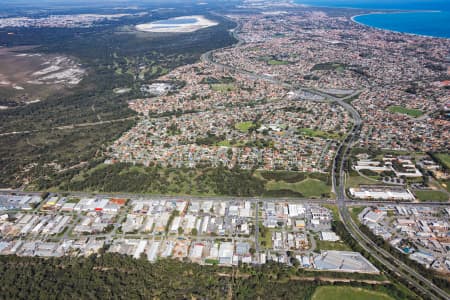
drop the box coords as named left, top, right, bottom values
left=136, top=15, right=218, bottom=33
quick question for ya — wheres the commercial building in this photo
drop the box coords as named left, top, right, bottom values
left=314, top=251, right=379, bottom=274
left=349, top=185, right=415, bottom=201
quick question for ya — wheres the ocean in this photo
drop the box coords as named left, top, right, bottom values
left=295, top=0, right=450, bottom=38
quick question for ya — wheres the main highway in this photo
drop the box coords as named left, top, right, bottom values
left=332, top=99, right=449, bottom=300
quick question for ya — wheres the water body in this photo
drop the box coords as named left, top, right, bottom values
left=153, top=18, right=198, bottom=25
left=295, top=0, right=450, bottom=38
left=354, top=11, right=450, bottom=39
left=135, top=16, right=217, bottom=33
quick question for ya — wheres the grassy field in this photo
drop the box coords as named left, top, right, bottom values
left=415, top=190, right=448, bottom=202
left=312, top=286, right=394, bottom=300
left=217, top=140, right=232, bottom=147
left=262, top=234, right=272, bottom=249
left=434, top=153, right=450, bottom=169
left=312, top=62, right=346, bottom=72
left=345, top=174, right=380, bottom=188
left=210, top=83, right=236, bottom=92
left=298, top=127, right=341, bottom=140
left=259, top=224, right=273, bottom=249
left=235, top=121, right=254, bottom=132
left=267, top=59, right=289, bottom=65
left=266, top=178, right=330, bottom=198
left=216, top=139, right=246, bottom=147
left=388, top=106, right=424, bottom=117
left=258, top=56, right=290, bottom=66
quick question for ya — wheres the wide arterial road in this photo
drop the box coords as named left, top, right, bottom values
left=333, top=103, right=449, bottom=300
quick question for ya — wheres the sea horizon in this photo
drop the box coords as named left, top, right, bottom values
left=295, top=0, right=450, bottom=39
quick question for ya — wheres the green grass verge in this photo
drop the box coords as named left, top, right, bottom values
left=235, top=121, right=254, bottom=132
left=415, top=190, right=448, bottom=202
left=315, top=240, right=352, bottom=251
left=311, top=62, right=346, bottom=72
left=298, top=127, right=342, bottom=140
left=312, top=286, right=394, bottom=300
left=349, top=206, right=365, bottom=225
left=66, top=198, right=80, bottom=204
left=388, top=106, right=424, bottom=118
left=434, top=153, right=450, bottom=169
left=267, top=59, right=289, bottom=65
left=204, top=259, right=219, bottom=265
left=210, top=83, right=236, bottom=92
left=323, top=204, right=339, bottom=220
left=217, top=140, right=232, bottom=147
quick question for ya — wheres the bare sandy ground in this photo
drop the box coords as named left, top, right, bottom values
left=0, top=46, right=84, bottom=87
left=135, top=15, right=218, bottom=33
left=0, top=46, right=85, bottom=105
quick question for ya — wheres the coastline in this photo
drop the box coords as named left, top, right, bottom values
left=350, top=11, right=450, bottom=40
left=292, top=1, right=449, bottom=39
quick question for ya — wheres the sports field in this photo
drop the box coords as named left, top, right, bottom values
left=312, top=286, right=394, bottom=300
